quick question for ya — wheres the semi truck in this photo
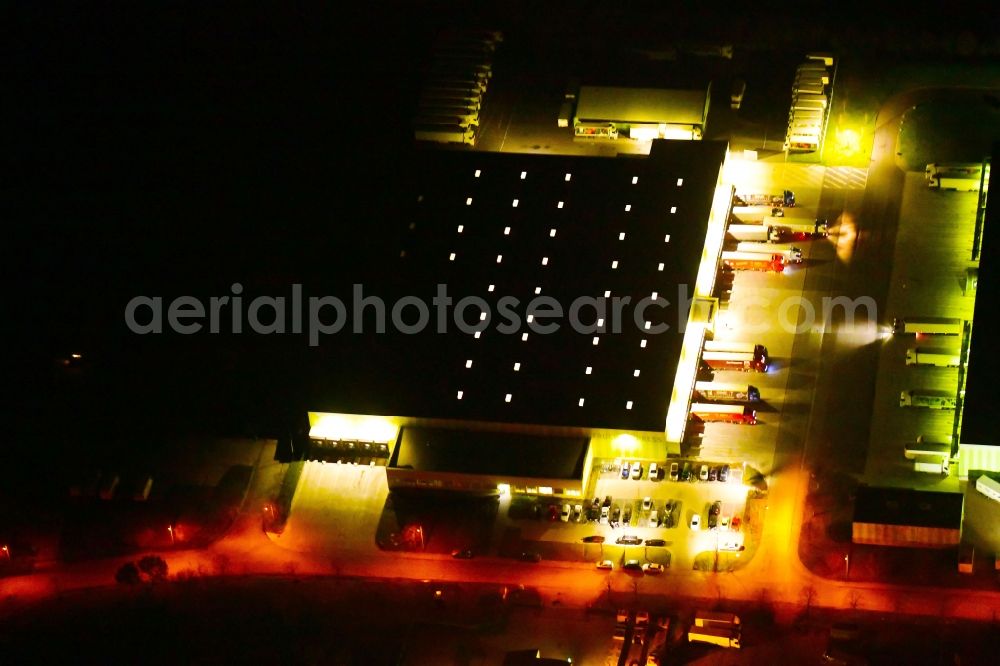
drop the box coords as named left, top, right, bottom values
left=701, top=348, right=769, bottom=373
left=736, top=242, right=802, bottom=263
left=417, top=103, right=480, bottom=121
left=690, top=403, right=757, bottom=425
left=688, top=625, right=741, bottom=649
left=721, top=251, right=785, bottom=273
left=694, top=382, right=760, bottom=402
left=413, top=113, right=478, bottom=129
left=925, top=162, right=982, bottom=185
left=694, top=611, right=741, bottom=627
left=727, top=223, right=779, bottom=242
left=703, top=340, right=769, bottom=359
left=414, top=124, right=476, bottom=146
left=420, top=90, right=482, bottom=106
left=976, top=475, right=1000, bottom=503
left=892, top=317, right=963, bottom=336
left=899, top=390, right=957, bottom=410
left=935, top=177, right=981, bottom=192
left=913, top=454, right=949, bottom=474
left=423, top=77, right=487, bottom=93
left=733, top=190, right=796, bottom=207
left=764, top=216, right=829, bottom=238
left=905, top=348, right=960, bottom=367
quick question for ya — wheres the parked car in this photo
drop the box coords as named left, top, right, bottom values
left=596, top=559, right=614, bottom=570
left=690, top=513, right=701, bottom=530
left=613, top=626, right=627, bottom=641
left=681, top=463, right=692, bottom=481
left=731, top=516, right=741, bottom=530
left=582, top=535, right=605, bottom=543
left=631, top=462, right=643, bottom=480
left=573, top=504, right=583, bottom=521
left=600, top=506, right=610, bottom=524
left=648, top=462, right=658, bottom=480
left=560, top=504, right=571, bottom=522
left=645, top=538, right=666, bottom=547
left=669, top=462, right=679, bottom=481
left=616, top=534, right=643, bottom=545
left=518, top=551, right=541, bottom=562
left=603, top=495, right=613, bottom=507
left=708, top=466, right=718, bottom=482
left=720, top=516, right=730, bottom=529
left=710, top=501, right=722, bottom=516
left=611, top=505, right=621, bottom=523
left=642, top=496, right=652, bottom=511
left=699, top=465, right=709, bottom=481
left=643, top=562, right=664, bottom=575
left=451, top=549, right=474, bottom=559
left=657, top=615, right=670, bottom=630
left=648, top=510, right=658, bottom=527
left=622, top=504, right=633, bottom=524
left=719, top=465, right=730, bottom=482
left=621, top=463, right=631, bottom=480
left=636, top=610, right=650, bottom=625
left=623, top=559, right=643, bottom=571
left=616, top=609, right=629, bottom=624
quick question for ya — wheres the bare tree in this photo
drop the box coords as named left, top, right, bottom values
left=847, top=589, right=862, bottom=611
left=801, top=585, right=817, bottom=615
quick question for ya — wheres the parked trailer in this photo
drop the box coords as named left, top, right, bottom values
left=914, top=455, right=949, bottom=474
left=977, top=475, right=1000, bottom=503
left=792, top=99, right=826, bottom=112
left=417, top=103, right=480, bottom=120
left=694, top=611, right=741, bottom=627
left=892, top=317, right=963, bottom=336
left=790, top=108, right=825, bottom=121
left=690, top=403, right=757, bottom=425
left=899, top=390, right=957, bottom=410
left=793, top=82, right=826, bottom=95
left=413, top=114, right=478, bottom=129
left=703, top=340, right=768, bottom=357
left=701, top=351, right=769, bottom=373
left=414, top=124, right=476, bottom=146
left=904, top=437, right=952, bottom=460
left=695, top=382, right=760, bottom=402
left=721, top=251, right=785, bottom=273
left=727, top=224, right=779, bottom=243
left=420, top=93, right=482, bottom=109
left=736, top=242, right=802, bottom=263
left=688, top=626, right=741, bottom=649
left=905, top=348, right=960, bottom=367
left=423, top=77, right=487, bottom=93
left=935, top=177, right=981, bottom=191
left=765, top=216, right=828, bottom=238
left=925, top=162, right=983, bottom=183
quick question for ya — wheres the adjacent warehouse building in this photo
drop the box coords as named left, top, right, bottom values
left=573, top=86, right=710, bottom=141
left=852, top=486, right=964, bottom=548
left=308, top=139, right=734, bottom=498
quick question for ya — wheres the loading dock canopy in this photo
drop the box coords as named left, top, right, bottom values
left=575, top=86, right=708, bottom=125
left=391, top=426, right=589, bottom=481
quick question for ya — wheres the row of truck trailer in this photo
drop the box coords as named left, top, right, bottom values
left=784, top=53, right=834, bottom=153
left=413, top=30, right=503, bottom=146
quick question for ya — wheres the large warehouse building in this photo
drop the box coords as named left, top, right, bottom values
left=852, top=486, right=964, bottom=548
left=308, top=139, right=735, bottom=498
left=572, top=85, right=711, bottom=141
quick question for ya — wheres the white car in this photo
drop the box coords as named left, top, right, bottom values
left=631, top=462, right=643, bottom=480
left=642, top=496, right=652, bottom=511
left=648, top=510, right=658, bottom=527
left=690, top=513, right=701, bottom=530
left=699, top=464, right=709, bottom=481
left=600, top=506, right=610, bottom=524
left=648, top=462, right=658, bottom=480
left=560, top=504, right=570, bottom=522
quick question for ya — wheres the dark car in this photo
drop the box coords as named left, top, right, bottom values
left=719, top=465, right=730, bottom=482
left=681, top=463, right=692, bottom=481
left=623, top=559, right=643, bottom=571
left=710, top=501, right=722, bottom=516
left=451, top=549, right=474, bottom=559
left=582, top=535, right=606, bottom=544
left=645, top=539, right=666, bottom=547
left=610, top=505, right=621, bottom=523
left=616, top=535, right=643, bottom=545
left=518, top=551, right=541, bottom=562
left=622, top=504, right=633, bottom=524
left=708, top=466, right=718, bottom=482
left=602, top=495, right=613, bottom=507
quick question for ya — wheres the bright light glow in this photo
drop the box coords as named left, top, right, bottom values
left=513, top=362, right=521, bottom=371
left=521, top=333, right=529, bottom=341
left=619, top=232, right=626, bottom=240
left=585, top=366, right=593, bottom=375
left=604, top=290, right=611, bottom=297
left=578, top=398, right=585, bottom=406
left=488, top=284, right=495, bottom=292
left=611, top=260, right=619, bottom=269
left=644, top=321, right=651, bottom=329
left=592, top=337, right=599, bottom=345
left=474, top=331, right=482, bottom=339
left=504, top=226, right=511, bottom=235
left=520, top=171, right=527, bottom=180
left=465, top=359, right=473, bottom=368
left=640, top=340, right=647, bottom=348
left=658, top=263, right=665, bottom=271
left=466, top=197, right=473, bottom=205
left=557, top=201, right=564, bottom=209
left=527, top=314, right=535, bottom=323
left=497, top=483, right=510, bottom=495
left=612, top=433, right=638, bottom=452
left=449, top=253, right=456, bottom=261
left=565, top=173, right=572, bottom=182
left=308, top=413, right=399, bottom=443
left=457, top=390, right=464, bottom=399
left=625, top=204, right=632, bottom=212
left=670, top=206, right=677, bottom=214
left=652, top=291, right=658, bottom=300
left=457, top=225, right=464, bottom=233
left=676, top=178, right=684, bottom=186
left=505, top=393, right=512, bottom=403
left=632, top=176, right=639, bottom=184
left=534, top=287, right=541, bottom=294
left=626, top=400, right=633, bottom=409
left=71, top=353, right=83, bottom=359
left=538, top=486, right=553, bottom=494
left=479, top=312, right=487, bottom=321
left=597, top=318, right=605, bottom=327
left=550, top=228, right=557, bottom=237
left=497, top=254, right=503, bottom=263
left=474, top=169, right=481, bottom=178
left=634, top=369, right=640, bottom=377
left=834, top=128, right=861, bottom=157
left=664, top=234, right=671, bottom=242
left=512, top=199, right=519, bottom=208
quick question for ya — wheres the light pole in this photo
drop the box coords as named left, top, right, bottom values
left=1, top=545, right=9, bottom=560
left=844, top=553, right=850, bottom=579
left=168, top=525, right=175, bottom=545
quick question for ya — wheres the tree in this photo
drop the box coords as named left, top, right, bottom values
left=138, top=555, right=168, bottom=582
left=115, top=562, right=141, bottom=585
